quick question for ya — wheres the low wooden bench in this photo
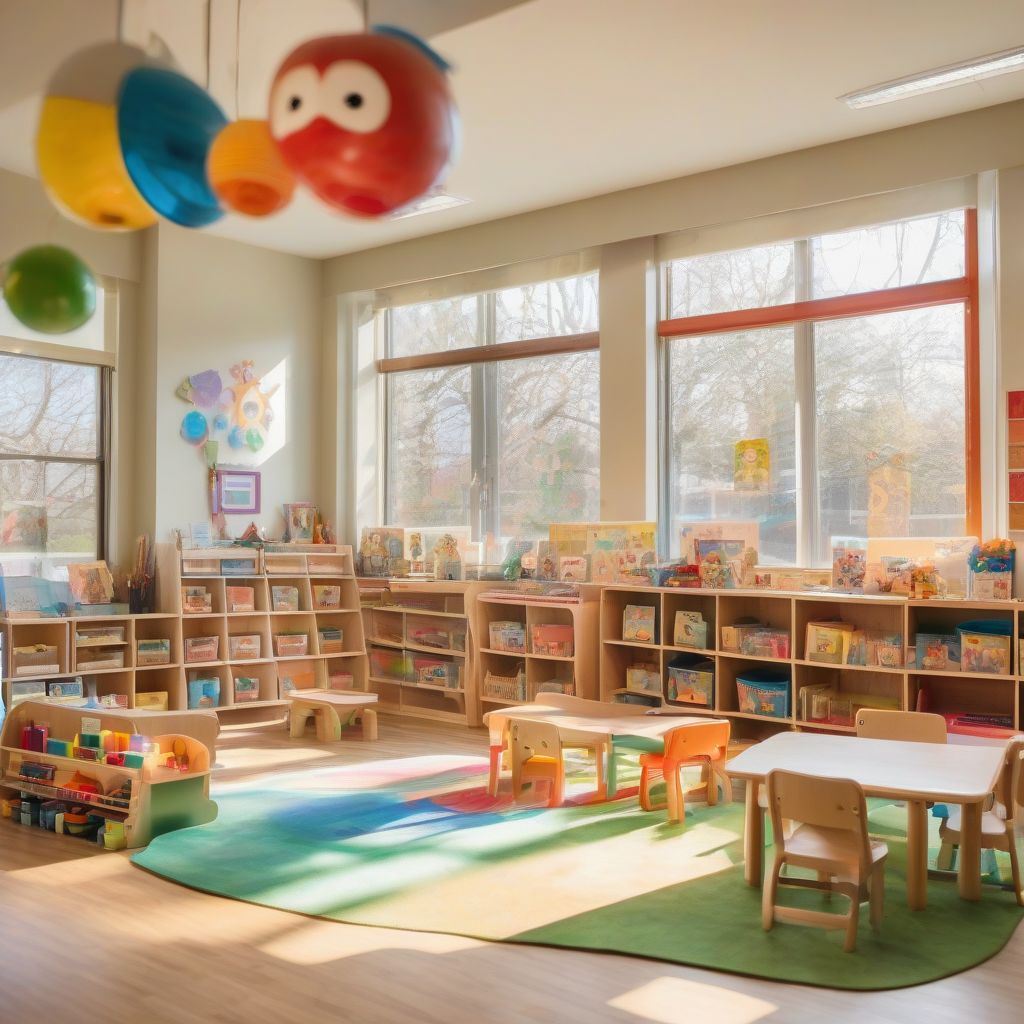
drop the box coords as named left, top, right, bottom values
left=286, top=689, right=379, bottom=742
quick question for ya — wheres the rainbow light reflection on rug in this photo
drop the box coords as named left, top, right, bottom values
left=132, top=755, right=1024, bottom=989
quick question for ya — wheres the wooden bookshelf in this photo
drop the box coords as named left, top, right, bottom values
left=1, top=544, right=368, bottom=725
left=599, top=585, right=1024, bottom=743
left=474, top=587, right=600, bottom=720
left=359, top=579, right=480, bottom=725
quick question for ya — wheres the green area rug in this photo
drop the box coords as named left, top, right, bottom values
left=132, top=755, right=1023, bottom=989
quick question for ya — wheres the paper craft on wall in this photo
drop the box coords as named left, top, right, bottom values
left=213, top=470, right=261, bottom=515
left=177, top=360, right=280, bottom=454
left=734, top=438, right=770, bottom=491
left=866, top=447, right=910, bottom=537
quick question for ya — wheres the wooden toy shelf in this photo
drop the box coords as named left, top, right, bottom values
left=1, top=544, right=368, bottom=725
left=0, top=701, right=217, bottom=848
left=599, top=585, right=1024, bottom=743
left=474, top=586, right=600, bottom=719
left=359, top=579, right=481, bottom=726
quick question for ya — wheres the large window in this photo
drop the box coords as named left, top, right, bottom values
left=661, top=210, right=976, bottom=565
left=381, top=273, right=600, bottom=540
left=0, top=353, right=106, bottom=572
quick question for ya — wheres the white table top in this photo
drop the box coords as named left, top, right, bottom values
left=484, top=703, right=723, bottom=740
left=727, top=731, right=1006, bottom=803
left=287, top=689, right=379, bottom=706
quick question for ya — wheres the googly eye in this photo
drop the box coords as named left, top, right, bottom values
left=319, top=60, right=390, bottom=133
left=269, top=64, right=320, bottom=137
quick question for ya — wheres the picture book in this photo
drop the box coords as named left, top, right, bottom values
left=625, top=663, right=661, bottom=693
left=589, top=549, right=618, bottom=584
left=67, top=561, right=114, bottom=605
left=695, top=539, right=744, bottom=588
left=312, top=584, right=341, bottom=609
left=831, top=540, right=866, bottom=593
left=805, top=620, right=856, bottom=664
left=558, top=555, right=589, bottom=582
left=535, top=542, right=559, bottom=580
left=679, top=520, right=759, bottom=564
left=673, top=610, right=707, bottom=649
left=622, top=604, right=656, bottom=643
left=959, top=632, right=1011, bottom=675
left=272, top=585, right=300, bottom=612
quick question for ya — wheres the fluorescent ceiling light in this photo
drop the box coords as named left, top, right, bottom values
left=389, top=192, right=471, bottom=219
left=840, top=45, right=1024, bottom=108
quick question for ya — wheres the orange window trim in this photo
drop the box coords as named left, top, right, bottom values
left=659, top=209, right=981, bottom=537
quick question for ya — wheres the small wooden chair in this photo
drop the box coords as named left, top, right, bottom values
left=937, top=739, right=1024, bottom=905
left=509, top=719, right=565, bottom=807
left=638, top=720, right=732, bottom=823
left=855, top=709, right=947, bottom=744
left=763, top=769, right=888, bottom=952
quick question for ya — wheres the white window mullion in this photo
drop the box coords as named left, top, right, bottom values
left=793, top=239, right=819, bottom=566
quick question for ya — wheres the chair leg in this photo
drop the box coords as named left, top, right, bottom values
left=870, top=859, right=886, bottom=931
left=640, top=765, right=665, bottom=811
left=594, top=742, right=607, bottom=801
left=762, top=856, right=782, bottom=931
left=936, top=839, right=957, bottom=871
left=487, top=746, right=502, bottom=797
left=704, top=759, right=718, bottom=807
left=817, top=870, right=832, bottom=901
left=1007, top=829, right=1024, bottom=907
left=666, top=766, right=686, bottom=823
left=843, top=887, right=861, bottom=953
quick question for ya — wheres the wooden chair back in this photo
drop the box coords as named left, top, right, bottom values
left=509, top=719, right=562, bottom=764
left=663, top=720, right=731, bottom=765
left=767, top=769, right=872, bottom=870
left=855, top=709, right=947, bottom=744
left=996, top=739, right=1024, bottom=813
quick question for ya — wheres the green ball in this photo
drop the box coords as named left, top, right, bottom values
left=3, top=245, right=96, bottom=334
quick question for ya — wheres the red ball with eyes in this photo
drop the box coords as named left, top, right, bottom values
left=269, top=30, right=457, bottom=218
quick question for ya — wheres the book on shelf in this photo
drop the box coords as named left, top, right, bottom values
left=312, top=584, right=341, bottom=609
left=673, top=610, right=707, bottom=649
left=625, top=663, right=661, bottom=693
left=720, top=622, right=765, bottom=653
left=959, top=631, right=1011, bottom=674
left=489, top=620, right=526, bottom=653
left=622, top=604, right=656, bottom=643
left=847, top=630, right=903, bottom=668
left=272, top=586, right=300, bottom=612
left=805, top=620, right=857, bottom=664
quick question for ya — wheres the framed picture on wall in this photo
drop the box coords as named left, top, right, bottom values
left=214, top=469, right=261, bottom=514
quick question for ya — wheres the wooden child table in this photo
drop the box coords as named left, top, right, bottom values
left=287, top=689, right=379, bottom=742
left=727, top=731, right=1008, bottom=910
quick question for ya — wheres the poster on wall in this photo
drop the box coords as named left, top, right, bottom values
left=866, top=448, right=910, bottom=538
left=734, top=438, right=770, bottom=491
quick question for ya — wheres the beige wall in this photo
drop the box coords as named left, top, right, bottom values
left=147, top=224, right=323, bottom=542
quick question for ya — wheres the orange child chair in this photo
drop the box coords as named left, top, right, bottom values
left=763, top=769, right=888, bottom=953
left=638, top=720, right=732, bottom=823
left=509, top=719, right=565, bottom=807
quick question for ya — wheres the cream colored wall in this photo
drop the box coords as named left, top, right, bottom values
left=148, top=224, right=323, bottom=542
left=325, top=99, right=1024, bottom=540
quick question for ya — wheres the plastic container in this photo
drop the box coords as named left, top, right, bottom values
left=736, top=669, right=790, bottom=718
left=666, top=654, right=715, bottom=707
left=956, top=619, right=1013, bottom=675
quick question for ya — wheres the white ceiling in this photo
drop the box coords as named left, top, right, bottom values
left=3, top=0, right=1024, bottom=259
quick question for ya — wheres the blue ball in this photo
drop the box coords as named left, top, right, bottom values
left=118, top=66, right=227, bottom=228
left=180, top=410, right=208, bottom=445
left=228, top=426, right=246, bottom=449
left=213, top=413, right=229, bottom=431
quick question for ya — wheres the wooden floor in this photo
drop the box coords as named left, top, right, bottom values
left=2, top=714, right=1023, bottom=1024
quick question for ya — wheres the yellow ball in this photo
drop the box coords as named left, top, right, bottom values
left=37, top=96, right=155, bottom=230
left=35, top=42, right=156, bottom=231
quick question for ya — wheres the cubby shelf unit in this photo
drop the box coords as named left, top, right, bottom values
left=359, top=579, right=479, bottom=726
left=599, top=585, right=1024, bottom=743
left=474, top=587, right=600, bottom=720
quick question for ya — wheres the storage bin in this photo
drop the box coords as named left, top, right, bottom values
left=228, top=634, right=261, bottom=660
left=184, top=635, right=220, bottom=663
left=187, top=677, right=220, bottom=709
left=274, top=633, right=309, bottom=657
left=736, top=669, right=790, bottom=718
left=414, top=657, right=460, bottom=689
left=76, top=626, right=126, bottom=644
left=225, top=586, right=255, bottom=612
left=482, top=668, right=526, bottom=702
left=233, top=676, right=261, bottom=702
left=667, top=654, right=715, bottom=707
left=77, top=649, right=125, bottom=670
left=135, top=691, right=169, bottom=711
left=271, top=585, right=300, bottom=611
left=137, top=639, right=171, bottom=666
left=956, top=619, right=1012, bottom=675
left=370, top=647, right=413, bottom=682
left=530, top=623, right=574, bottom=657
left=12, top=644, right=60, bottom=676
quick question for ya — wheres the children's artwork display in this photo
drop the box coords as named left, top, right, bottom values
left=67, top=561, right=114, bottom=605
left=831, top=539, right=866, bottom=593
left=734, top=438, right=770, bottom=491
left=696, top=539, right=743, bottom=589
left=679, top=520, right=759, bottom=564
left=176, top=360, right=280, bottom=455
left=968, top=539, right=1015, bottom=600
left=284, top=503, right=318, bottom=543
left=213, top=469, right=261, bottom=514
left=558, top=555, right=588, bottom=582
left=866, top=448, right=911, bottom=537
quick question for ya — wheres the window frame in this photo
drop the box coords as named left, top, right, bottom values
left=657, top=208, right=980, bottom=565
left=0, top=349, right=111, bottom=562
left=377, top=289, right=600, bottom=540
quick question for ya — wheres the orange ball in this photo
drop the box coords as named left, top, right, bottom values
left=207, top=119, right=296, bottom=217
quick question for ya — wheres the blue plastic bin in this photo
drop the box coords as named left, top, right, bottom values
left=736, top=669, right=790, bottom=718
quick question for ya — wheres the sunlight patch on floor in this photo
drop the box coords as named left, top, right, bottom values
left=608, top=977, right=777, bottom=1024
